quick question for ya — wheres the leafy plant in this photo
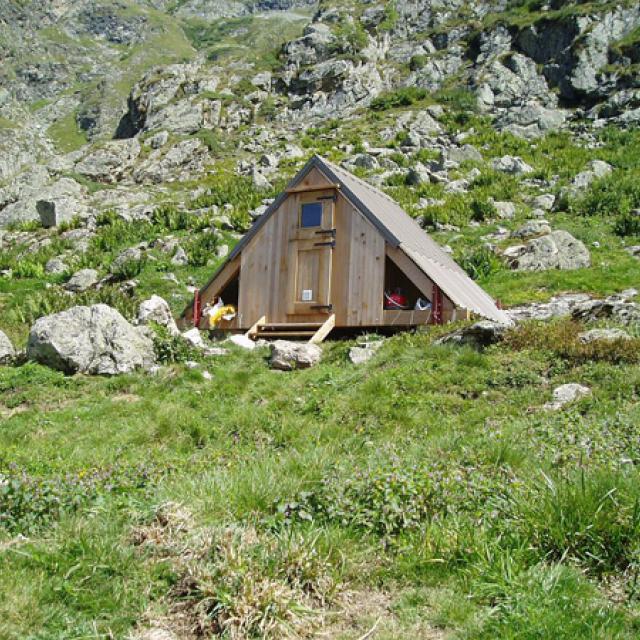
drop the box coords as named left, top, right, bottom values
left=370, top=87, right=428, bottom=111
left=458, top=246, right=502, bottom=280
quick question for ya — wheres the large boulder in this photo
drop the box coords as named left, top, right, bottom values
left=506, top=230, right=591, bottom=271
left=0, top=330, right=15, bottom=365
left=137, top=295, right=179, bottom=336
left=270, top=340, right=322, bottom=371
left=27, top=304, right=155, bottom=375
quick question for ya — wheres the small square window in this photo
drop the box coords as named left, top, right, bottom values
left=301, top=202, right=323, bottom=228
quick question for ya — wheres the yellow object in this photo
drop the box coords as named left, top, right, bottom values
left=208, top=305, right=236, bottom=328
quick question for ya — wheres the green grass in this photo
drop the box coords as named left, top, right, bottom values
left=46, top=111, right=88, bottom=153
left=1, top=326, right=640, bottom=637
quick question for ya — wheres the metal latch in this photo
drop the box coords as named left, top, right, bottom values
left=313, top=240, right=336, bottom=248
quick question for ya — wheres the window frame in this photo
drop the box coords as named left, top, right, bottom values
left=299, top=201, right=324, bottom=229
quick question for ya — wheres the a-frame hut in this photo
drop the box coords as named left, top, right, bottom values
left=182, top=155, right=510, bottom=342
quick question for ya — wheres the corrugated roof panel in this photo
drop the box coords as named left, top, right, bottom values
left=317, top=157, right=511, bottom=324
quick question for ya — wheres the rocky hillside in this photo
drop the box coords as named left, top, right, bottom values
left=3, top=2, right=640, bottom=639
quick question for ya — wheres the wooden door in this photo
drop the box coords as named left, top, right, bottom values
left=287, top=191, right=336, bottom=315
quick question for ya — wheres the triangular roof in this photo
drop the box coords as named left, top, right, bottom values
left=207, top=155, right=511, bottom=324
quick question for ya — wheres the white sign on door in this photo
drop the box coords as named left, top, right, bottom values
left=302, top=289, right=313, bottom=302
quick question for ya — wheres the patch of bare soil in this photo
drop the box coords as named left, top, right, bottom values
left=318, top=589, right=449, bottom=640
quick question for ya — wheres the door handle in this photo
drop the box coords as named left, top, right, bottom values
left=313, top=241, right=336, bottom=248
left=314, top=228, right=336, bottom=236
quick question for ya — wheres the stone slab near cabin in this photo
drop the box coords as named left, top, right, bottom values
left=27, top=304, right=155, bottom=375
left=270, top=340, right=322, bottom=370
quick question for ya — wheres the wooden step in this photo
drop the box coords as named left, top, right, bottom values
left=260, top=323, right=322, bottom=330
left=257, top=331, right=318, bottom=338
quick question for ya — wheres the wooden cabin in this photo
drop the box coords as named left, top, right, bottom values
left=182, top=155, right=509, bottom=342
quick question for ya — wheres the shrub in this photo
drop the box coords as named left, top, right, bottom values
left=571, top=170, right=640, bottom=218
left=194, top=129, right=224, bottom=153
left=409, top=54, right=428, bottom=71
left=614, top=211, right=640, bottom=237
left=370, top=87, right=428, bottom=111
left=379, top=1, right=399, bottom=31
left=187, top=232, right=219, bottom=267
left=503, top=318, right=640, bottom=365
left=152, top=324, right=200, bottom=364
left=12, top=260, right=45, bottom=279
left=471, top=198, right=498, bottom=222
left=152, top=205, right=192, bottom=231
left=110, top=255, right=146, bottom=281
left=0, top=463, right=159, bottom=534
left=458, top=246, right=502, bottom=280
left=95, top=209, right=120, bottom=226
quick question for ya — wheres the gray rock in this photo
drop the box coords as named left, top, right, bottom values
left=497, top=102, right=566, bottom=139
left=570, top=160, right=613, bottom=191
left=349, top=340, right=384, bottom=365
left=228, top=334, right=256, bottom=350
left=545, top=383, right=591, bottom=411
left=532, top=194, right=556, bottom=211
left=435, top=320, right=511, bottom=349
left=26, top=304, right=155, bottom=375
left=492, top=155, right=534, bottom=175
left=110, top=246, right=143, bottom=274
left=0, top=330, right=15, bottom=365
left=351, top=153, right=379, bottom=170
left=45, top=258, right=68, bottom=275
left=507, top=230, right=591, bottom=271
left=64, top=268, right=99, bottom=293
left=182, top=327, right=204, bottom=349
left=511, top=220, right=552, bottom=238
left=252, top=168, right=272, bottom=190
left=579, top=328, right=632, bottom=344
left=445, top=144, right=482, bottom=164
left=270, top=340, right=322, bottom=370
left=626, top=245, right=640, bottom=259
left=493, top=201, right=516, bottom=219
left=0, top=177, right=86, bottom=228
left=148, top=131, right=169, bottom=149
left=75, top=139, right=141, bottom=183
left=133, top=139, right=206, bottom=185
left=171, top=246, right=189, bottom=266
left=137, top=295, right=179, bottom=336
left=572, top=299, right=640, bottom=325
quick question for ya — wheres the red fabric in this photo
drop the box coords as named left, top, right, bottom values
left=385, top=292, right=408, bottom=309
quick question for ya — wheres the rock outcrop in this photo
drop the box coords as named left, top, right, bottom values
left=505, top=230, right=591, bottom=272
left=27, top=304, right=155, bottom=375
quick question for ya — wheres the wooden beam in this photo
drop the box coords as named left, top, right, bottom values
left=245, top=315, right=266, bottom=340
left=286, top=184, right=340, bottom=194
left=309, top=314, right=335, bottom=344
